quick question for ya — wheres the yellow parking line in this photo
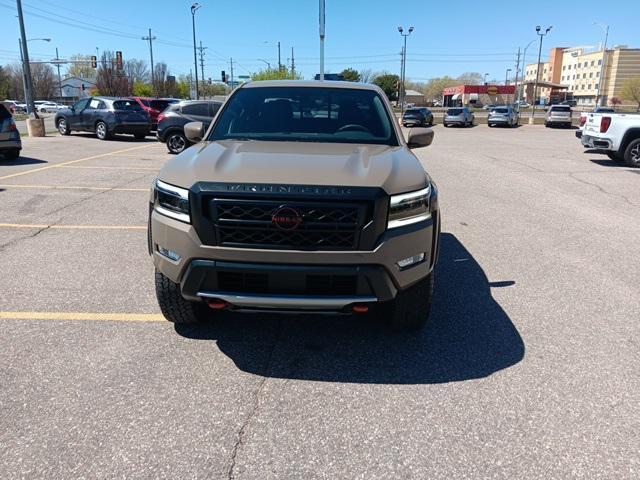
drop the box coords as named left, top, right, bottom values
left=0, top=184, right=147, bottom=192
left=0, top=311, right=164, bottom=322
left=0, top=223, right=146, bottom=230
left=0, top=144, right=153, bottom=181
left=58, top=165, right=158, bottom=171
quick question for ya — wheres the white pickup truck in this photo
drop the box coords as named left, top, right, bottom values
left=580, top=112, right=640, bottom=167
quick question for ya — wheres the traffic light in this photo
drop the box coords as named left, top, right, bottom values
left=221, top=70, right=226, bottom=83
left=115, top=51, right=123, bottom=70
left=208, top=78, right=212, bottom=85
left=91, top=56, right=97, bottom=68
left=81, top=84, right=85, bottom=91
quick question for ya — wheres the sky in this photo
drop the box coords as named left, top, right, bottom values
left=1, top=0, right=639, bottom=83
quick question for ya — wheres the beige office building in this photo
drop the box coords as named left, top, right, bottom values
left=525, top=46, right=640, bottom=107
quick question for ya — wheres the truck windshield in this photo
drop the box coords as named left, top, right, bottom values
left=209, top=86, right=398, bottom=145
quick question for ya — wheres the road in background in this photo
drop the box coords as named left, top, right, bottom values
left=0, top=127, right=638, bottom=478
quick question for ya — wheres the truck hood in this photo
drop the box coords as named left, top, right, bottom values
left=158, top=140, right=429, bottom=195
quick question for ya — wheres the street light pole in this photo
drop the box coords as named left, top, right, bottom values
left=319, top=0, right=325, bottom=81
left=16, top=0, right=38, bottom=119
left=505, top=68, right=511, bottom=85
left=530, top=25, right=552, bottom=125
left=483, top=73, right=489, bottom=85
left=594, top=22, right=609, bottom=107
left=191, top=3, right=201, bottom=99
left=519, top=39, right=536, bottom=105
left=397, top=26, right=413, bottom=117
left=257, top=59, right=271, bottom=69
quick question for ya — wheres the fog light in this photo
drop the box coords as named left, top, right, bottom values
left=397, top=252, right=425, bottom=270
left=157, top=245, right=181, bottom=262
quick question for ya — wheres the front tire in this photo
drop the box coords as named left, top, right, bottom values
left=155, top=271, right=209, bottom=324
left=57, top=118, right=71, bottom=135
left=166, top=131, right=189, bottom=154
left=380, top=273, right=434, bottom=332
left=623, top=139, right=640, bottom=168
left=95, top=121, right=110, bottom=140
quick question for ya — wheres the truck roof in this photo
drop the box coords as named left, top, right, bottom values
left=240, top=80, right=382, bottom=91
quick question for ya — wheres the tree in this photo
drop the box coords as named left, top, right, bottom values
left=132, top=81, right=153, bottom=97
left=456, top=72, right=483, bottom=85
left=95, top=51, right=130, bottom=96
left=67, top=54, right=95, bottom=79
left=30, top=63, right=56, bottom=99
left=0, top=65, right=11, bottom=100
left=124, top=59, right=149, bottom=85
left=422, top=76, right=458, bottom=102
left=175, top=81, right=191, bottom=99
left=621, top=78, right=640, bottom=111
left=359, top=69, right=376, bottom=84
left=609, top=97, right=622, bottom=108
left=251, top=67, right=302, bottom=81
left=200, top=82, right=228, bottom=98
left=3, top=64, right=24, bottom=100
left=341, top=68, right=360, bottom=82
left=373, top=73, right=400, bottom=101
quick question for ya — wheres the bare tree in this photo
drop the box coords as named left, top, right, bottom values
left=67, top=54, right=95, bottom=79
left=96, top=51, right=130, bottom=96
left=153, top=62, right=178, bottom=97
left=31, top=63, right=56, bottom=99
left=359, top=69, right=376, bottom=84
left=124, top=59, right=149, bottom=85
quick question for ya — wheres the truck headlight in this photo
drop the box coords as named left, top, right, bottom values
left=387, top=185, right=431, bottom=229
left=154, top=179, right=190, bottom=223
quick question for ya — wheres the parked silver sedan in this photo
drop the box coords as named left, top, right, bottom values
left=443, top=107, right=474, bottom=128
left=488, top=106, right=519, bottom=128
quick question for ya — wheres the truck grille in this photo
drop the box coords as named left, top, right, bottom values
left=209, top=198, right=368, bottom=250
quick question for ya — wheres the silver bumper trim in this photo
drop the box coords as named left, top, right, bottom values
left=196, top=291, right=378, bottom=310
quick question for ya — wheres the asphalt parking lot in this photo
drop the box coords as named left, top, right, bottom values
left=1, top=126, right=639, bottom=479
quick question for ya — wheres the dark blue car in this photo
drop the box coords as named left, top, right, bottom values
left=55, top=96, right=151, bottom=140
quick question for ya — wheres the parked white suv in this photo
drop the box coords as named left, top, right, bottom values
left=581, top=113, right=640, bottom=167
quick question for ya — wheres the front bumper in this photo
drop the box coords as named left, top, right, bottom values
left=151, top=210, right=440, bottom=309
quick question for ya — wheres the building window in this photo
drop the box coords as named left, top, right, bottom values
left=588, top=84, right=592, bottom=89
left=596, top=71, right=600, bottom=77
left=568, top=65, right=571, bottom=70
left=598, top=59, right=602, bottom=65
left=595, top=84, right=599, bottom=90
left=563, top=65, right=566, bottom=70
left=583, top=73, right=587, bottom=78
left=591, top=60, right=595, bottom=66
left=582, top=85, right=585, bottom=90
left=589, top=72, right=593, bottom=78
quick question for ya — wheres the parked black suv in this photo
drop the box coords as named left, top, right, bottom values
left=55, top=97, right=151, bottom=140
left=156, top=100, right=223, bottom=153
left=402, top=108, right=434, bottom=127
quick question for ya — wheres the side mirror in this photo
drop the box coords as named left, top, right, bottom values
left=407, top=127, right=434, bottom=149
left=184, top=121, right=205, bottom=143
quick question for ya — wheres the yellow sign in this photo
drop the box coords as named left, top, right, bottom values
left=486, top=86, right=499, bottom=96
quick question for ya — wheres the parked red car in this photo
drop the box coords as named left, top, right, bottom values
left=129, top=97, right=179, bottom=129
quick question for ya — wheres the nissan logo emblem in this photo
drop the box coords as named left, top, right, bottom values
left=271, top=206, right=303, bottom=231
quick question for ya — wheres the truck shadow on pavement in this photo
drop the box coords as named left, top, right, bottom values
left=0, top=156, right=47, bottom=166
left=175, top=233, right=525, bottom=384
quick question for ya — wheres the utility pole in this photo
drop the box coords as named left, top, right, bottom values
left=229, top=57, right=234, bottom=90
left=16, top=0, right=38, bottom=119
left=397, top=26, right=414, bottom=117
left=18, top=41, right=28, bottom=107
left=191, top=3, right=201, bottom=99
left=197, top=41, right=207, bottom=95
left=514, top=47, right=521, bottom=105
left=277, top=41, right=282, bottom=71
left=530, top=25, right=552, bottom=125
left=319, top=0, right=325, bottom=80
left=55, top=47, right=63, bottom=100
left=291, top=46, right=295, bottom=77
left=142, top=28, right=156, bottom=96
